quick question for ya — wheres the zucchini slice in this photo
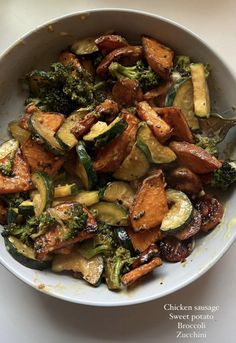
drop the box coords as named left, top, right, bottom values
left=90, top=202, right=128, bottom=226
left=5, top=236, right=51, bottom=270
left=190, top=63, right=210, bottom=118
left=165, top=78, right=199, bottom=130
left=18, top=200, right=35, bottom=217
left=54, top=183, right=79, bottom=198
left=160, top=189, right=193, bottom=234
left=100, top=181, right=135, bottom=208
left=136, top=122, right=176, bottom=164
left=76, top=142, right=97, bottom=190
left=31, top=171, right=54, bottom=216
left=8, top=121, right=30, bottom=144
left=29, top=112, right=65, bottom=155
left=83, top=116, right=128, bottom=147
left=113, top=144, right=149, bottom=181
left=53, top=191, right=99, bottom=207
left=56, top=112, right=86, bottom=150
left=0, top=139, right=19, bottom=176
left=71, top=37, right=99, bottom=56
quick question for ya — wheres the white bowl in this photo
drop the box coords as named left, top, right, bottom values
left=0, top=9, right=235, bottom=306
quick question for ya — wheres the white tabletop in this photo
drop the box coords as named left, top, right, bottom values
left=0, top=1, right=236, bottom=342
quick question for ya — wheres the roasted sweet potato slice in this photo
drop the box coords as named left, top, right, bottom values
left=20, top=110, right=64, bottom=132
left=0, top=149, right=32, bottom=193
left=130, top=171, right=168, bottom=231
left=59, top=51, right=81, bottom=69
left=95, top=34, right=128, bottom=55
left=93, top=112, right=139, bottom=172
left=121, top=256, right=162, bottom=287
left=142, top=36, right=174, bottom=79
left=96, top=45, right=142, bottom=78
left=144, top=82, right=172, bottom=107
left=112, top=79, right=143, bottom=106
left=169, top=141, right=222, bottom=174
left=21, top=139, right=64, bottom=175
left=136, top=101, right=172, bottom=143
left=167, top=167, right=203, bottom=194
left=127, top=226, right=164, bottom=252
left=155, top=107, right=193, bottom=143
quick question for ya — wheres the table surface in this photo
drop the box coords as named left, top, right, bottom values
left=0, top=1, right=235, bottom=342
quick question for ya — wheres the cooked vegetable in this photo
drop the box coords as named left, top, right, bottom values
left=100, top=181, right=135, bottom=208
left=0, top=200, right=7, bottom=225
left=55, top=191, right=99, bottom=207
left=160, top=189, right=193, bottom=234
left=174, top=210, right=201, bottom=240
left=211, top=161, right=236, bottom=189
left=165, top=78, right=199, bottom=130
left=142, top=36, right=174, bottom=79
left=172, top=55, right=191, bottom=77
left=71, top=37, right=99, bottom=55
left=195, top=195, right=223, bottom=232
left=170, top=141, right=222, bottom=174
left=8, top=121, right=30, bottom=144
left=126, top=226, right=164, bottom=252
left=113, top=144, right=149, bottom=181
left=109, top=60, right=160, bottom=92
left=131, top=243, right=159, bottom=269
left=121, top=256, right=162, bottom=287
left=159, top=236, right=195, bottom=262
left=167, top=167, right=203, bottom=194
left=54, top=184, right=78, bottom=198
left=5, top=236, right=52, bottom=270
left=190, top=63, right=210, bottom=118
left=112, top=79, right=143, bottom=106
left=136, top=101, right=172, bottom=143
left=136, top=122, right=176, bottom=164
left=71, top=112, right=98, bottom=139
left=95, top=35, right=128, bottom=55
left=18, top=200, right=35, bottom=217
left=130, top=172, right=168, bottom=231
left=0, top=139, right=19, bottom=176
left=90, top=202, right=128, bottom=226
left=194, top=134, right=219, bottom=157
left=83, top=116, right=128, bottom=147
left=31, top=171, right=54, bottom=216
left=76, top=142, right=97, bottom=190
left=114, top=227, right=134, bottom=253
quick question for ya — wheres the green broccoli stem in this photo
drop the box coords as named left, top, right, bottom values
left=104, top=256, right=127, bottom=290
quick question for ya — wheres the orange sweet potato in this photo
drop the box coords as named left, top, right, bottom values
left=142, top=36, right=174, bottom=79
left=130, top=171, right=168, bottom=231
left=136, top=101, right=172, bottom=143
left=170, top=141, right=222, bottom=174
left=20, top=110, right=64, bottom=132
left=155, top=107, right=193, bottom=143
left=112, top=79, right=143, bottom=106
left=126, top=226, right=164, bottom=252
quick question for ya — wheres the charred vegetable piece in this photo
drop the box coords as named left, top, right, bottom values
left=75, top=142, right=97, bottom=190
left=167, top=167, right=203, bottom=195
left=52, top=251, right=103, bottom=286
left=211, top=161, right=236, bottom=190
left=8, top=121, right=31, bottom=144
left=126, top=226, right=164, bottom=252
left=53, top=191, right=99, bottom=207
left=159, top=236, right=195, bottom=262
left=90, top=202, right=128, bottom=226
left=130, top=172, right=168, bottom=231
left=121, top=256, right=162, bottom=287
left=95, top=34, right=128, bottom=55
left=58, top=51, right=81, bottom=69
left=71, top=112, right=98, bottom=139
left=112, top=79, right=143, bottom=106
left=113, top=143, right=149, bottom=181
left=160, top=189, right=193, bottom=234
left=54, top=184, right=79, bottom=198
left=136, top=101, right=172, bottom=143
left=114, top=227, right=134, bottom=254
left=0, top=150, right=32, bottom=194
left=136, top=122, right=176, bottom=164
left=0, top=200, right=7, bottom=225
left=0, top=139, right=19, bottom=176
left=142, top=36, right=174, bottom=79
left=170, top=141, right=222, bottom=174
left=71, top=37, right=99, bottom=56
left=155, top=107, right=193, bottom=143
left=93, top=112, right=139, bottom=173
left=175, top=210, right=202, bottom=240
left=194, top=195, right=224, bottom=232
left=131, top=243, right=160, bottom=269
left=96, top=45, right=143, bottom=78
left=100, top=181, right=135, bottom=208
left=21, top=139, right=64, bottom=175
left=31, top=171, right=54, bottom=216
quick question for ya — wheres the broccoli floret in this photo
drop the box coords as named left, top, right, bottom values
left=212, top=161, right=236, bottom=190
left=109, top=60, right=160, bottom=92
left=104, top=247, right=135, bottom=290
left=173, top=55, right=191, bottom=77
left=64, top=204, right=88, bottom=240
left=195, top=134, right=219, bottom=156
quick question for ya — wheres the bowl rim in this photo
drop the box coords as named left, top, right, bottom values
left=0, top=7, right=236, bottom=307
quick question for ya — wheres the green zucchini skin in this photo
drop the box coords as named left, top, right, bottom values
left=18, top=200, right=35, bottom=217
left=165, top=78, right=188, bottom=107
left=4, top=236, right=51, bottom=270
left=160, top=189, right=193, bottom=234
left=99, top=181, right=135, bottom=208
left=76, top=142, right=97, bottom=190
left=31, top=171, right=54, bottom=216
left=90, top=201, right=128, bottom=226
left=54, top=183, right=79, bottom=198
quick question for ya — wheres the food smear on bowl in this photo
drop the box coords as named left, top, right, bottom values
left=0, top=33, right=235, bottom=292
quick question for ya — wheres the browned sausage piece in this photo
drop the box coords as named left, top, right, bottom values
left=169, top=141, right=222, bottom=174
left=175, top=210, right=202, bottom=240
left=121, top=257, right=162, bottom=287
left=96, top=45, right=142, bottom=78
left=131, top=244, right=160, bottom=269
left=95, top=99, right=120, bottom=122
left=142, top=36, right=174, bottom=79
left=95, top=34, right=128, bottom=55
left=159, top=236, right=195, bottom=262
left=112, top=79, right=143, bottom=106
left=167, top=167, right=203, bottom=194
left=195, top=195, right=224, bottom=232
left=71, top=113, right=98, bottom=139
